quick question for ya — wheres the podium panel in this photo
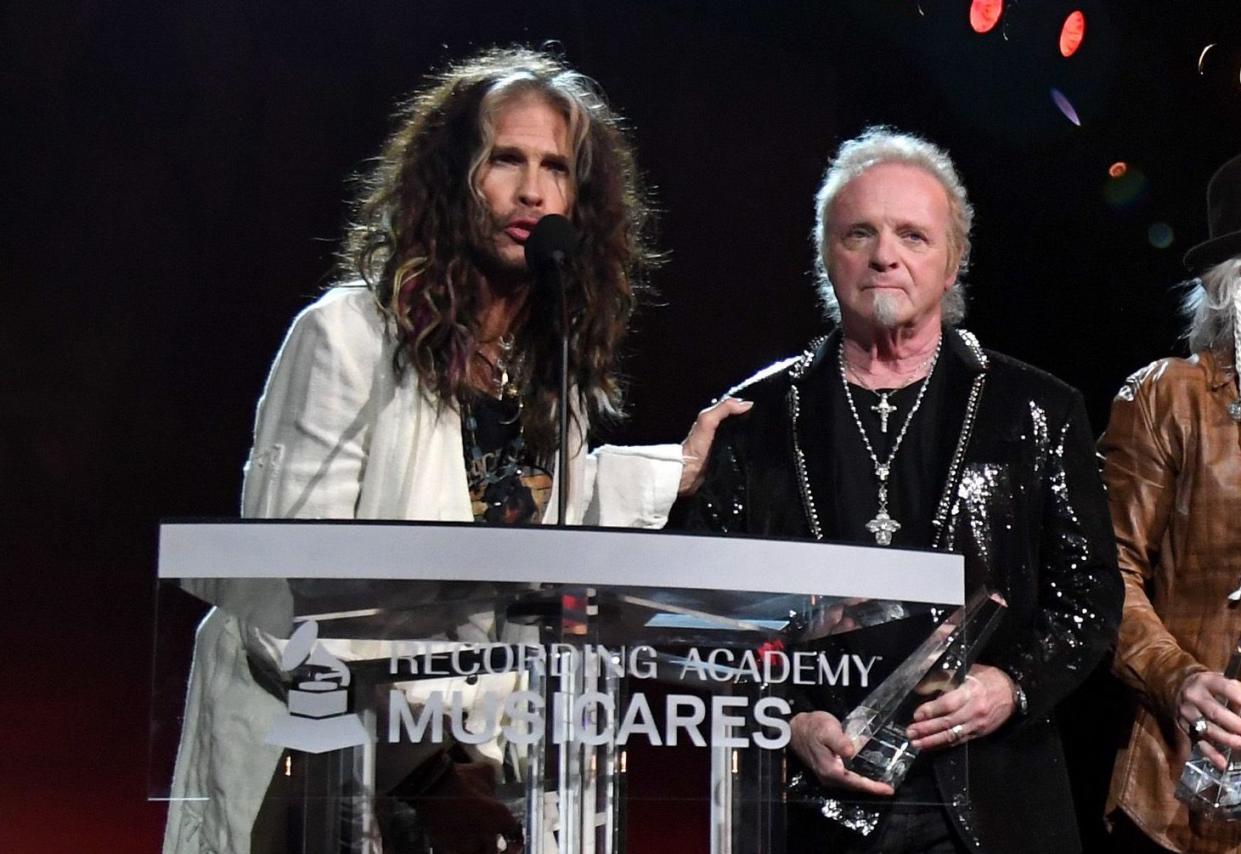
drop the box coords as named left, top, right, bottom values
left=152, top=521, right=966, bottom=854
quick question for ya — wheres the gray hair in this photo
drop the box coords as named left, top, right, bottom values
left=812, top=127, right=974, bottom=325
left=1182, top=257, right=1241, bottom=364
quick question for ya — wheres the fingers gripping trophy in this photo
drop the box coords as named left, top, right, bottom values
left=1176, top=631, right=1241, bottom=815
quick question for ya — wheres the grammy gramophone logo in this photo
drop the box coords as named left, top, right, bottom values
left=264, top=620, right=370, bottom=754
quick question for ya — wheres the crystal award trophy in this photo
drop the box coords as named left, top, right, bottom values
left=842, top=587, right=1007, bottom=788
left=1176, top=632, right=1241, bottom=818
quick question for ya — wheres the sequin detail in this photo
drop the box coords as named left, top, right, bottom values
left=1029, top=401, right=1051, bottom=471
left=933, top=371, right=988, bottom=550
left=818, top=799, right=881, bottom=837
left=956, top=464, right=1011, bottom=567
left=685, top=329, right=1120, bottom=851
left=788, top=338, right=827, bottom=540
left=788, top=769, right=882, bottom=836
left=949, top=790, right=982, bottom=850
left=696, top=444, right=746, bottom=532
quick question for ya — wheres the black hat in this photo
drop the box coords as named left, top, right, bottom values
left=1184, top=153, right=1241, bottom=272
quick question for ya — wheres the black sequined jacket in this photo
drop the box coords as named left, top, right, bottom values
left=673, top=326, right=1122, bottom=854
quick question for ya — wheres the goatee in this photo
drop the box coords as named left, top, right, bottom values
left=872, top=292, right=904, bottom=328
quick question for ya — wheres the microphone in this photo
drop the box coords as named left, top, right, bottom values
left=523, top=214, right=579, bottom=278
left=523, top=214, right=579, bottom=527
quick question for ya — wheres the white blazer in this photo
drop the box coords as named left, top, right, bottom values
left=163, top=287, right=683, bottom=853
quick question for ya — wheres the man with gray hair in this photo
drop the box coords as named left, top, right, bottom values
left=677, top=127, right=1122, bottom=853
left=1102, top=152, right=1241, bottom=853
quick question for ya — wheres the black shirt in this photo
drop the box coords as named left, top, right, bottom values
left=826, top=349, right=952, bottom=549
left=824, top=348, right=953, bottom=805
left=461, top=395, right=552, bottom=525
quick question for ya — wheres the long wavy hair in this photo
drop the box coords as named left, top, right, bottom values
left=1181, top=257, right=1241, bottom=366
left=812, top=126, right=974, bottom=326
left=341, top=47, right=659, bottom=460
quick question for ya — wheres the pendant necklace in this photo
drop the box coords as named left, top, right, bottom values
left=870, top=394, right=898, bottom=433
left=475, top=333, right=524, bottom=423
left=839, top=336, right=943, bottom=546
left=493, top=333, right=518, bottom=399
left=844, top=352, right=937, bottom=434
left=475, top=334, right=522, bottom=398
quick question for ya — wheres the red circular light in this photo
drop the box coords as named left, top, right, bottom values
left=1108, top=162, right=1128, bottom=178
left=1060, top=11, right=1086, bottom=58
left=969, top=0, right=1004, bottom=35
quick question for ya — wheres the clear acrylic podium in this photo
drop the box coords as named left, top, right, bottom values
left=151, top=521, right=964, bottom=853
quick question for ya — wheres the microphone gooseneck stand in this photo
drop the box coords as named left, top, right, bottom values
left=523, top=214, right=580, bottom=527
left=557, top=268, right=570, bottom=527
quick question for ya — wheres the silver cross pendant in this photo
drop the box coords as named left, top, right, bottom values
left=871, top=393, right=897, bottom=433
left=865, top=510, right=901, bottom=546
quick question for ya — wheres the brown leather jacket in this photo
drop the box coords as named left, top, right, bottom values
left=1102, top=351, right=1241, bottom=853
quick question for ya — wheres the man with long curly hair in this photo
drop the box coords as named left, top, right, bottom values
left=164, top=47, right=744, bottom=854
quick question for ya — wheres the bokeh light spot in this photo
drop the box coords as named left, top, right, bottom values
left=1108, top=162, right=1128, bottom=178
left=1104, top=169, right=1150, bottom=212
left=970, top=0, right=1003, bottom=35
left=1059, top=11, right=1086, bottom=58
left=1148, top=223, right=1174, bottom=249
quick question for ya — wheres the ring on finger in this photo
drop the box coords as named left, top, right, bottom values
left=948, top=723, right=965, bottom=743
left=1192, top=716, right=1210, bottom=740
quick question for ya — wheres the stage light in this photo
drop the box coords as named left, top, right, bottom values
left=1059, top=11, right=1085, bottom=58
left=1050, top=88, right=1081, bottom=126
left=969, top=0, right=1003, bottom=35
left=1193, top=40, right=1241, bottom=101
left=1198, top=43, right=1216, bottom=75
left=1108, top=162, right=1127, bottom=178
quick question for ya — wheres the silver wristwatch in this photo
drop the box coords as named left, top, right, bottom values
left=1010, top=676, right=1028, bottom=716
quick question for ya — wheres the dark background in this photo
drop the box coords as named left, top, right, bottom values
left=5, top=1, right=1241, bottom=850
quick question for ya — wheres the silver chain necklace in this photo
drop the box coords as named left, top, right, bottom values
left=848, top=347, right=933, bottom=429
left=839, top=336, right=943, bottom=546
left=476, top=334, right=522, bottom=398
